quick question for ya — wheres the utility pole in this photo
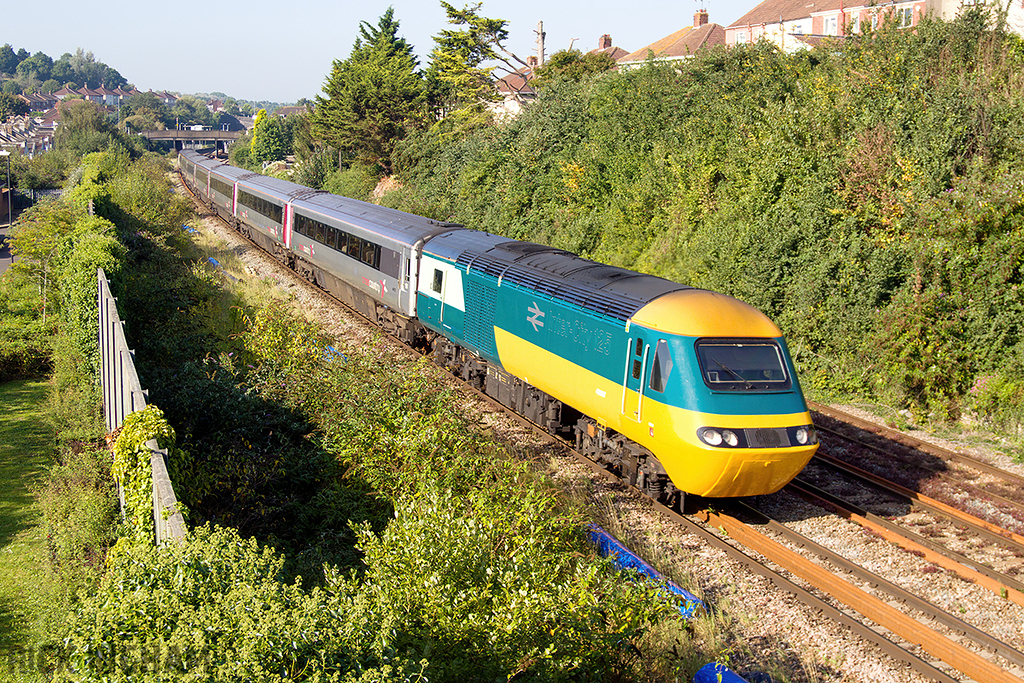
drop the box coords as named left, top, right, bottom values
left=535, top=21, right=546, bottom=66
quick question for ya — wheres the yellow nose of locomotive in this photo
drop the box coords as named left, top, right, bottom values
left=626, top=289, right=818, bottom=498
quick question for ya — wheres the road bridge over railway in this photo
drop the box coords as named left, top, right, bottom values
left=137, top=129, right=242, bottom=153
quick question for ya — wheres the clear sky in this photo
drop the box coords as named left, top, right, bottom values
left=6, top=0, right=752, bottom=104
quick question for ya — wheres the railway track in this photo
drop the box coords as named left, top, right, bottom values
left=178, top=175, right=1024, bottom=682
left=805, top=403, right=1024, bottom=595
left=810, top=402, right=1024, bottom=523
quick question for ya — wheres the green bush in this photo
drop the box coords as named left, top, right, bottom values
left=0, top=277, right=52, bottom=380
left=111, top=404, right=178, bottom=541
left=965, top=373, right=1024, bottom=433
left=336, top=484, right=676, bottom=682
left=37, top=442, right=119, bottom=599
left=323, top=162, right=382, bottom=201
left=58, top=525, right=425, bottom=683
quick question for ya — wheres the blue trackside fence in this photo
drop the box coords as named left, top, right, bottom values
left=98, top=267, right=186, bottom=545
left=587, top=524, right=704, bottom=618
left=588, top=526, right=767, bottom=683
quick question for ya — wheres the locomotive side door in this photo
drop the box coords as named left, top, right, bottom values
left=621, top=335, right=648, bottom=422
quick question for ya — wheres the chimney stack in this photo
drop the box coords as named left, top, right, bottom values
left=599, top=34, right=613, bottom=49
left=694, top=9, right=709, bottom=27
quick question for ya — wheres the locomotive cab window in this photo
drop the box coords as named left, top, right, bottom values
left=649, top=339, right=673, bottom=393
left=631, top=337, right=644, bottom=380
left=696, top=339, right=791, bottom=392
left=431, top=269, right=444, bottom=294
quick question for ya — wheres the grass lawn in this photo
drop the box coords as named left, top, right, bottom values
left=0, top=378, right=59, bottom=682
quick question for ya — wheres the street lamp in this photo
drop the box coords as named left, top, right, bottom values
left=0, top=149, right=10, bottom=230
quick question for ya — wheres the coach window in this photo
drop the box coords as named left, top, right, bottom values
left=648, top=339, right=673, bottom=393
left=362, top=241, right=380, bottom=269
left=314, top=221, right=325, bottom=244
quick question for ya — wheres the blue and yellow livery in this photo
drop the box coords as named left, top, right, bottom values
left=417, top=233, right=817, bottom=501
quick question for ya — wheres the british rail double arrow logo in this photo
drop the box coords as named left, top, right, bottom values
left=527, top=302, right=545, bottom=331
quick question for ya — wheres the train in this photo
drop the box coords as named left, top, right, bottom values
left=177, top=149, right=818, bottom=508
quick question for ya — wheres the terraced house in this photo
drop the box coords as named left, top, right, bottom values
left=725, top=0, right=1023, bottom=49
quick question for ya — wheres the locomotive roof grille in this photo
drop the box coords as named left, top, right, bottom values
left=457, top=251, right=643, bottom=322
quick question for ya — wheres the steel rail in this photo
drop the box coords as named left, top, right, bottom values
left=788, top=477, right=1024, bottom=606
left=816, top=452, right=1024, bottom=551
left=814, top=421, right=1024, bottom=521
left=561, top=450, right=962, bottom=683
left=754, top=488, right=1024, bottom=667
left=698, top=506, right=1023, bottom=683
left=809, top=401, right=1024, bottom=488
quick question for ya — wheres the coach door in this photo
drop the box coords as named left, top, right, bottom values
left=621, top=335, right=648, bottom=422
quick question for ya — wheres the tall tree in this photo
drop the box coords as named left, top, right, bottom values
left=425, top=2, right=518, bottom=119
left=0, top=44, right=17, bottom=76
left=0, top=92, right=30, bottom=120
left=311, top=8, right=425, bottom=174
left=532, top=49, right=617, bottom=87
left=50, top=54, right=76, bottom=86
left=122, top=91, right=170, bottom=131
left=15, top=51, right=53, bottom=86
left=171, top=95, right=213, bottom=128
left=54, top=99, right=111, bottom=153
left=249, top=109, right=289, bottom=165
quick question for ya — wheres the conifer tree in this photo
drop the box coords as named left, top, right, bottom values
left=250, top=109, right=289, bottom=165
left=426, top=1, right=508, bottom=118
left=311, top=8, right=424, bottom=174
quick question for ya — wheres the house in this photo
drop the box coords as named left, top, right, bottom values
left=490, top=59, right=538, bottom=121
left=1008, top=0, right=1024, bottom=36
left=148, top=90, right=179, bottom=106
left=51, top=86, right=140, bottom=107
left=721, top=0, right=1002, bottom=50
left=487, top=32, right=628, bottom=121
left=16, top=92, right=58, bottom=112
left=617, top=10, right=727, bottom=67
left=0, top=115, right=54, bottom=158
left=589, top=34, right=629, bottom=61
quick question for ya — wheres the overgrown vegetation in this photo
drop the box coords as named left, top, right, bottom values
left=372, top=9, right=1024, bottom=440
left=5, top=5, right=1024, bottom=681
left=2, top=141, right=690, bottom=680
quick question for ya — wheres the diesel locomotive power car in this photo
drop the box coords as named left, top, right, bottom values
left=179, top=150, right=818, bottom=507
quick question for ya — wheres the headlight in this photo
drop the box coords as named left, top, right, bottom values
left=698, top=427, right=742, bottom=448
left=795, top=426, right=817, bottom=445
left=701, top=428, right=723, bottom=446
